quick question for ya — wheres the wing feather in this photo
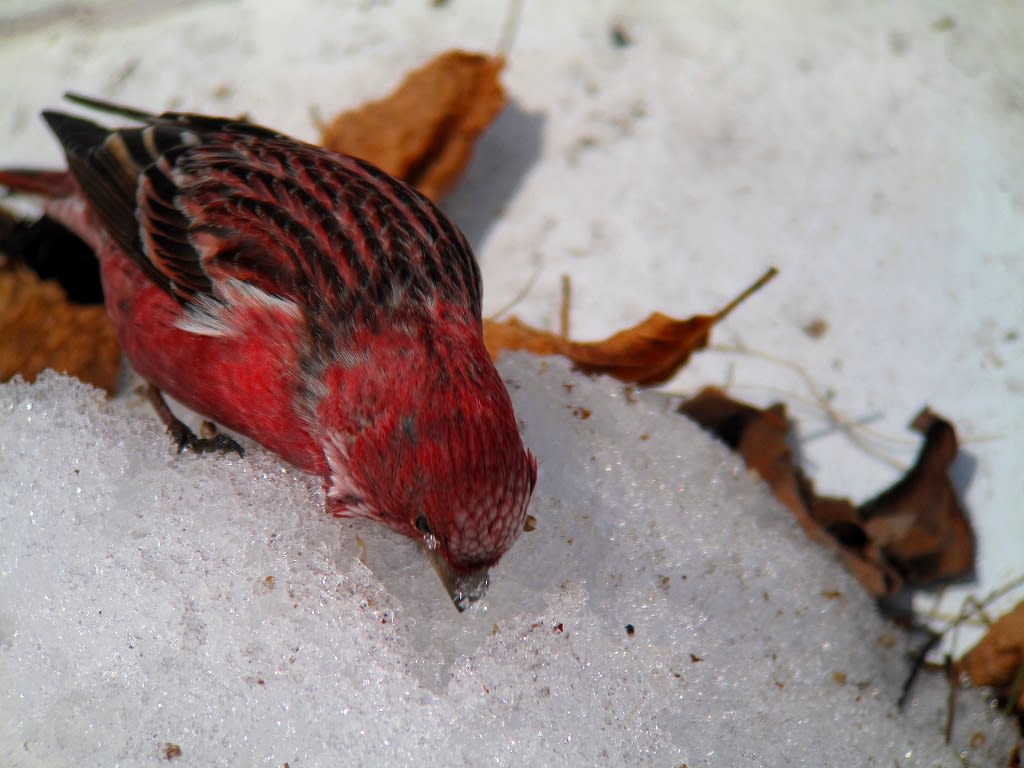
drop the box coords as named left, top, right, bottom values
left=45, top=97, right=483, bottom=337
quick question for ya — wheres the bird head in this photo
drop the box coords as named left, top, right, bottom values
left=319, top=328, right=537, bottom=611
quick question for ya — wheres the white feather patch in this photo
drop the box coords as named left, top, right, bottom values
left=175, top=294, right=234, bottom=336
left=323, top=434, right=377, bottom=521
left=175, top=278, right=301, bottom=337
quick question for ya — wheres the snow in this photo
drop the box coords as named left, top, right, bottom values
left=1, top=0, right=1022, bottom=765
left=1, top=366, right=1016, bottom=766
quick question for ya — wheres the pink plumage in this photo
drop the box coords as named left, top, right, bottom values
left=0, top=94, right=537, bottom=610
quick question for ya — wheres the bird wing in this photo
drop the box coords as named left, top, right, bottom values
left=45, top=106, right=291, bottom=306
left=45, top=97, right=483, bottom=331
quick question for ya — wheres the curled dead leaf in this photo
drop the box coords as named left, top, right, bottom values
left=955, top=601, right=1024, bottom=715
left=679, top=388, right=900, bottom=597
left=679, top=391, right=972, bottom=597
left=858, top=408, right=975, bottom=586
left=484, top=311, right=720, bottom=386
left=0, top=266, right=120, bottom=393
left=485, top=268, right=777, bottom=386
left=321, top=50, right=506, bottom=202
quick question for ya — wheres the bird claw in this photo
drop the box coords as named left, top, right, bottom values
left=167, top=419, right=245, bottom=456
left=147, top=383, right=244, bottom=457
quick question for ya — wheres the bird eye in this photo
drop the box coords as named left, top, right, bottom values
left=414, top=514, right=432, bottom=536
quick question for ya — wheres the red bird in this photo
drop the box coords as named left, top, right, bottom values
left=0, top=94, right=537, bottom=610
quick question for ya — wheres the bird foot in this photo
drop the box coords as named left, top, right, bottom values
left=146, top=384, right=244, bottom=457
left=166, top=419, right=245, bottom=456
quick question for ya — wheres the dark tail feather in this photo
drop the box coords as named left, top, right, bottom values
left=63, top=92, right=155, bottom=121
left=41, top=110, right=113, bottom=160
left=39, top=94, right=156, bottom=162
left=62, top=91, right=272, bottom=141
left=0, top=169, right=77, bottom=198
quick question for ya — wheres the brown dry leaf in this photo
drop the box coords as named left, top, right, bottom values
left=679, top=391, right=974, bottom=596
left=485, top=268, right=777, bottom=387
left=809, top=496, right=900, bottom=597
left=677, top=388, right=806, bottom=519
left=858, top=408, right=975, bottom=586
left=321, top=50, right=506, bottom=202
left=955, top=600, right=1024, bottom=714
left=678, top=387, right=900, bottom=596
left=0, top=266, right=120, bottom=393
left=484, top=312, right=716, bottom=386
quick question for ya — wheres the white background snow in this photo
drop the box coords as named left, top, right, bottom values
left=1, top=1, right=1022, bottom=766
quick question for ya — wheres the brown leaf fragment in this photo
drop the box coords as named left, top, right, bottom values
left=858, top=408, right=975, bottom=586
left=678, top=387, right=904, bottom=597
left=735, top=403, right=807, bottom=519
left=685, top=391, right=974, bottom=596
left=485, top=268, right=777, bottom=386
left=810, top=495, right=902, bottom=597
left=320, top=51, right=506, bottom=202
left=955, top=601, right=1024, bottom=714
left=680, top=389, right=814, bottom=532
left=0, top=266, right=120, bottom=393
left=683, top=389, right=818, bottom=533
left=163, top=742, right=182, bottom=760
left=484, top=311, right=715, bottom=386
left=675, top=385, right=763, bottom=440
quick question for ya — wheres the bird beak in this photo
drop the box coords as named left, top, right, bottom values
left=424, top=548, right=490, bottom=612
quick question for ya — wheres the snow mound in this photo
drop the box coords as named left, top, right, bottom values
left=0, top=359, right=1014, bottom=766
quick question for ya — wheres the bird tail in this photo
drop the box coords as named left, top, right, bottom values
left=0, top=168, right=77, bottom=199
left=0, top=167, right=101, bottom=251
left=62, top=91, right=155, bottom=121
left=0, top=90, right=154, bottom=199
